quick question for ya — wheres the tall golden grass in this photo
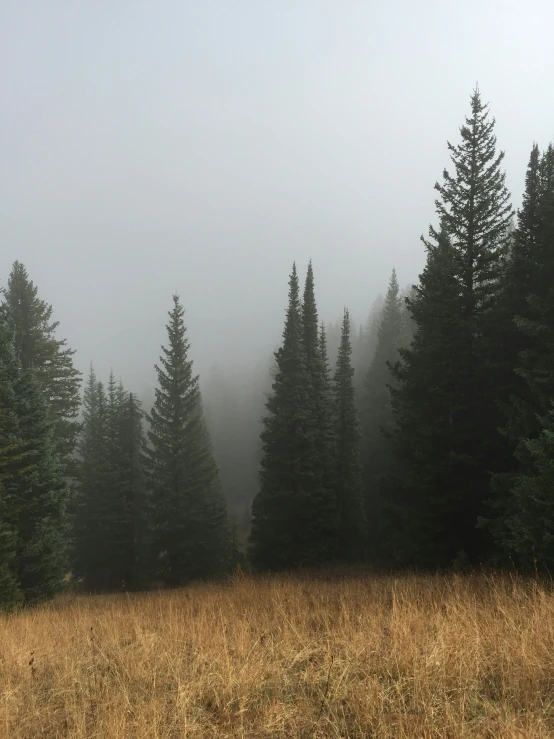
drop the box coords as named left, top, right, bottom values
left=1, top=571, right=554, bottom=737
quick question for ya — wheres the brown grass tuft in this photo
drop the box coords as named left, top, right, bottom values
left=1, top=571, right=554, bottom=737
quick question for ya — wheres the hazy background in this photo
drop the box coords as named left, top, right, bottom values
left=1, top=0, right=553, bottom=392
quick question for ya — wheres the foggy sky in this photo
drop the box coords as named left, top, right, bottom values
left=1, top=0, right=553, bottom=393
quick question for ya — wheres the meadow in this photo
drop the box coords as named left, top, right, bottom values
left=1, top=571, right=554, bottom=738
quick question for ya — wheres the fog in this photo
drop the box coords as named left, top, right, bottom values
left=2, top=0, right=553, bottom=393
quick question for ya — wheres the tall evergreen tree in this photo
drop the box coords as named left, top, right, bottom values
left=1, top=315, right=68, bottom=606
left=2, top=262, right=81, bottom=472
left=114, top=391, right=146, bottom=588
left=389, top=229, right=468, bottom=564
left=144, top=296, right=229, bottom=585
left=490, top=143, right=554, bottom=566
left=0, top=321, right=24, bottom=608
left=318, top=321, right=338, bottom=519
left=511, top=144, right=554, bottom=440
left=484, top=144, right=546, bottom=554
left=389, top=89, right=513, bottom=567
left=0, top=480, right=21, bottom=609
left=103, top=372, right=127, bottom=588
left=73, top=370, right=147, bottom=590
left=361, top=269, right=404, bottom=558
left=302, top=263, right=338, bottom=554
left=8, top=369, right=68, bottom=603
left=72, top=368, right=111, bottom=590
left=249, top=265, right=336, bottom=570
left=506, top=408, right=554, bottom=566
left=334, top=309, right=365, bottom=560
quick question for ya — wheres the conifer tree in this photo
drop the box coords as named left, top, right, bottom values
left=484, top=144, right=547, bottom=553
left=15, top=374, right=68, bottom=602
left=302, top=262, right=320, bottom=373
left=73, top=370, right=147, bottom=590
left=249, top=265, right=336, bottom=570
left=2, top=262, right=81, bottom=472
left=0, top=485, right=21, bottom=609
left=334, top=309, right=365, bottom=560
left=499, top=146, right=545, bottom=435
left=497, top=405, right=554, bottom=566
left=302, top=263, right=338, bottom=553
left=0, top=317, right=68, bottom=607
left=9, top=369, right=69, bottom=603
left=490, top=143, right=554, bottom=566
left=114, top=391, right=146, bottom=588
left=389, top=229, right=468, bottom=564
left=353, top=325, right=365, bottom=389
left=361, top=269, right=404, bottom=558
left=511, top=144, right=554, bottom=441
left=389, top=89, right=513, bottom=567
left=318, top=322, right=338, bottom=507
left=102, top=372, right=127, bottom=588
left=506, top=408, right=554, bottom=566
left=2, top=300, right=68, bottom=604
left=0, top=322, right=24, bottom=608
left=144, top=296, right=229, bottom=585
left=73, top=368, right=111, bottom=590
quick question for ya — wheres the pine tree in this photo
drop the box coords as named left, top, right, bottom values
left=507, top=408, right=554, bottom=566
left=389, top=228, right=467, bottom=564
left=144, top=296, right=229, bottom=585
left=73, top=370, right=147, bottom=591
left=500, top=146, right=545, bottom=439
left=0, top=317, right=67, bottom=607
left=249, top=265, right=335, bottom=570
left=102, top=372, right=127, bottom=589
left=353, top=325, right=365, bottom=390
left=389, top=89, right=513, bottom=567
left=318, top=321, right=338, bottom=521
left=9, top=369, right=69, bottom=603
left=491, top=143, right=554, bottom=567
left=302, top=262, right=338, bottom=556
left=484, top=144, right=546, bottom=554
left=512, top=144, right=554, bottom=438
left=73, top=368, right=111, bottom=590
left=0, top=485, right=21, bottom=609
left=115, top=391, right=146, bottom=588
left=334, top=309, right=365, bottom=560
left=0, top=322, right=24, bottom=609
left=2, top=262, right=81, bottom=472
left=361, top=269, right=404, bottom=559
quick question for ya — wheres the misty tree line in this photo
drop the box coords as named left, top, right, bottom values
left=245, top=88, right=554, bottom=572
left=0, top=273, right=232, bottom=607
left=202, top=287, right=413, bottom=551
left=1, top=86, right=554, bottom=608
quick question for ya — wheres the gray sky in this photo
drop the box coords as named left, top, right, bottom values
left=1, top=0, right=553, bottom=391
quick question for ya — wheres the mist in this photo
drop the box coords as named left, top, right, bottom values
left=2, top=1, right=553, bottom=395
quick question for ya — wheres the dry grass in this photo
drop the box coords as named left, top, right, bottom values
left=1, top=571, right=554, bottom=738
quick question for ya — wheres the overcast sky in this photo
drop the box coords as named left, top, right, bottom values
left=1, top=0, right=553, bottom=391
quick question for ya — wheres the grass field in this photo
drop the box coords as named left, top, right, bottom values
left=1, top=571, right=554, bottom=738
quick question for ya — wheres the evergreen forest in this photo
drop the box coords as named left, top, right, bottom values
left=2, top=88, right=554, bottom=609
